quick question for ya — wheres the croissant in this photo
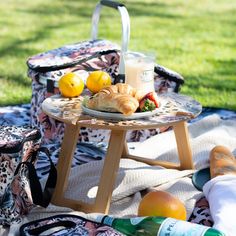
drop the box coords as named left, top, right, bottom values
left=85, top=83, right=140, bottom=115
left=99, top=83, right=143, bottom=101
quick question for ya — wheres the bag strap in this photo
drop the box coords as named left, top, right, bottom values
left=14, top=147, right=57, bottom=208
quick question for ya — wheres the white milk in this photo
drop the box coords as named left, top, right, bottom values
left=124, top=52, right=155, bottom=95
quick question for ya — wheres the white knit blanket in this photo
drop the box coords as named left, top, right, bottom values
left=4, top=114, right=236, bottom=235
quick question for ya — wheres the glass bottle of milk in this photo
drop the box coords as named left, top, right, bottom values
left=124, top=52, right=155, bottom=96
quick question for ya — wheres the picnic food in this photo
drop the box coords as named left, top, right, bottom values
left=139, top=91, right=159, bottom=112
left=58, top=72, right=84, bottom=98
left=210, top=145, right=236, bottom=178
left=138, top=190, right=187, bottom=221
left=99, top=83, right=144, bottom=101
left=86, top=70, right=112, bottom=94
left=85, top=83, right=140, bottom=115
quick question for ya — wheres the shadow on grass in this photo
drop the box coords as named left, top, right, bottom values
left=17, top=0, right=182, bottom=19
left=184, top=58, right=236, bottom=94
left=124, top=1, right=182, bottom=18
left=185, top=75, right=236, bottom=92
left=211, top=59, right=236, bottom=77
left=0, top=20, right=82, bottom=60
left=17, top=0, right=98, bottom=18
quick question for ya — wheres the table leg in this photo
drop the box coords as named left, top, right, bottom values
left=52, top=126, right=127, bottom=213
left=123, top=121, right=194, bottom=170
left=51, top=123, right=80, bottom=205
left=93, top=129, right=127, bottom=213
left=122, top=139, right=129, bottom=158
left=122, top=139, right=180, bottom=169
left=173, top=121, right=194, bottom=170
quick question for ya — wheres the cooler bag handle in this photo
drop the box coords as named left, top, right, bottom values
left=14, top=147, right=57, bottom=208
left=91, top=0, right=130, bottom=83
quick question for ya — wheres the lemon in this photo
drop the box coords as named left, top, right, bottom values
left=86, top=71, right=111, bottom=94
left=58, top=72, right=84, bottom=98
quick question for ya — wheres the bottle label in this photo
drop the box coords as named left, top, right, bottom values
left=130, top=217, right=147, bottom=225
left=103, top=216, right=114, bottom=226
left=157, top=218, right=209, bottom=236
left=140, top=69, right=154, bottom=82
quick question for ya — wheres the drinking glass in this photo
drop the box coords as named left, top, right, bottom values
left=124, top=52, right=155, bottom=95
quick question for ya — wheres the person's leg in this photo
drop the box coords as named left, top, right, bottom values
left=203, top=146, right=236, bottom=236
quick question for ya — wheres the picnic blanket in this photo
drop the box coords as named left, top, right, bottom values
left=0, top=104, right=236, bottom=235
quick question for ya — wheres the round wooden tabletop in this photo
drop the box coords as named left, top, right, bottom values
left=42, top=92, right=202, bottom=130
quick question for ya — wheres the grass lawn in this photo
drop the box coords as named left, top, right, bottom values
left=0, top=0, right=235, bottom=109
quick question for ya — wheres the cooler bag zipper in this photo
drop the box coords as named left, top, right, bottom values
left=0, top=129, right=41, bottom=154
left=27, top=48, right=118, bottom=73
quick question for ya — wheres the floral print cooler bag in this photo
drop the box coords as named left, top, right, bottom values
left=0, top=126, right=57, bottom=225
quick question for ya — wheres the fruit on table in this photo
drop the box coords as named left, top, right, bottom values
left=139, top=92, right=159, bottom=112
left=86, top=71, right=112, bottom=94
left=139, top=99, right=156, bottom=112
left=138, top=190, right=187, bottom=221
left=58, top=72, right=84, bottom=98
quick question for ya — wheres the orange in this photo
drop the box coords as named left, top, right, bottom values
left=58, top=72, right=84, bottom=98
left=138, top=190, right=187, bottom=221
left=86, top=71, right=111, bottom=94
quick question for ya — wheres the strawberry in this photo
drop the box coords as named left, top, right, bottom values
left=143, top=92, right=159, bottom=107
left=139, top=92, right=159, bottom=112
left=139, top=99, right=156, bottom=112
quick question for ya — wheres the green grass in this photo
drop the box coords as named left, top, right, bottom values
left=0, top=0, right=235, bottom=109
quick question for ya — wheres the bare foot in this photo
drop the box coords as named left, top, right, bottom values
left=210, top=146, right=236, bottom=179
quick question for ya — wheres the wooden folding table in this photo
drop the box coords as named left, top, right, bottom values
left=42, top=92, right=201, bottom=214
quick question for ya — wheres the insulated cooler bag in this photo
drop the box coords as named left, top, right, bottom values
left=0, top=126, right=57, bottom=225
left=27, top=0, right=184, bottom=145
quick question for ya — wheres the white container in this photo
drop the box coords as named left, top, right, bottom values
left=124, top=52, right=155, bottom=96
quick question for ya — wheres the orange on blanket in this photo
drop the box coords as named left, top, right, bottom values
left=138, top=190, right=187, bottom=221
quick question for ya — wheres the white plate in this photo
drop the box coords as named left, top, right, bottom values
left=81, top=105, right=161, bottom=120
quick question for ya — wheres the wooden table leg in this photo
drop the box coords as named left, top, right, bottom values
left=51, top=123, right=80, bottom=205
left=122, top=139, right=129, bottom=158
left=123, top=121, right=194, bottom=170
left=52, top=126, right=127, bottom=213
left=93, top=129, right=127, bottom=214
left=173, top=121, right=194, bottom=170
